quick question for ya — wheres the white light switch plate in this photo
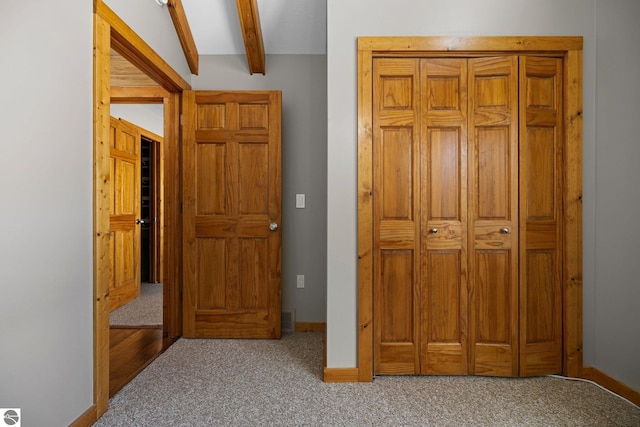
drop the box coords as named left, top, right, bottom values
left=296, top=193, right=305, bottom=209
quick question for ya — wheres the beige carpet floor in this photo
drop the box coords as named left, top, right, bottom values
left=109, top=282, right=163, bottom=326
left=94, top=332, right=640, bottom=426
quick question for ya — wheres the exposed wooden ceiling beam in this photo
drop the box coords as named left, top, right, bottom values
left=236, top=0, right=265, bottom=75
left=167, top=0, right=199, bottom=75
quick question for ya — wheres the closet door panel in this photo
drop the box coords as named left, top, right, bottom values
left=468, top=57, right=519, bottom=377
left=519, top=57, right=563, bottom=376
left=381, top=128, right=414, bottom=219
left=377, top=250, right=416, bottom=373
left=476, top=128, right=510, bottom=219
left=373, top=59, right=421, bottom=374
left=420, top=59, right=468, bottom=375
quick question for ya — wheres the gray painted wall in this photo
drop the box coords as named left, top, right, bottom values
left=0, top=1, right=94, bottom=425
left=326, top=0, right=640, bottom=391
left=594, top=0, right=640, bottom=390
left=193, top=55, right=328, bottom=322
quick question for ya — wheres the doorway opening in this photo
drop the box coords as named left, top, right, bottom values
left=94, top=1, right=190, bottom=417
left=141, top=135, right=160, bottom=284
left=107, top=103, right=167, bottom=396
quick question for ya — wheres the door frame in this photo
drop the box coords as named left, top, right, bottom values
left=93, top=0, right=190, bottom=417
left=357, top=36, right=583, bottom=382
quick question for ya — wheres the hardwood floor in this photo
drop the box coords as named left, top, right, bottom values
left=109, top=326, right=176, bottom=397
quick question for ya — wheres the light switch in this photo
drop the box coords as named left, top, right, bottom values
left=296, top=193, right=305, bottom=209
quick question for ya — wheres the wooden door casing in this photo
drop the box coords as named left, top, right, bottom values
left=358, top=36, right=583, bottom=383
left=183, top=90, right=282, bottom=339
left=109, top=117, right=141, bottom=312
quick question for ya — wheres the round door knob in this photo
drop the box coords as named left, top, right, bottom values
left=501, top=228, right=510, bottom=234
left=269, top=222, right=279, bottom=231
left=135, top=218, right=145, bottom=225
left=430, top=228, right=438, bottom=234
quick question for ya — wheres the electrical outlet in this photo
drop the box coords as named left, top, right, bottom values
left=296, top=274, right=305, bottom=288
left=296, top=193, right=305, bottom=209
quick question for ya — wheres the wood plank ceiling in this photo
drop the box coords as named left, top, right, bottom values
left=110, top=51, right=159, bottom=87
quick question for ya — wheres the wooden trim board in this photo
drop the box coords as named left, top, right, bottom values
left=111, top=86, right=170, bottom=103
left=162, top=92, right=183, bottom=339
left=69, top=405, right=97, bottom=427
left=582, top=367, right=640, bottom=407
left=295, top=322, right=326, bottom=333
left=93, top=11, right=111, bottom=415
left=324, top=368, right=360, bottom=383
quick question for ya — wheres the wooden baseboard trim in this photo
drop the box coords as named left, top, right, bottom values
left=582, top=367, right=640, bottom=407
left=110, top=324, right=163, bottom=330
left=295, top=322, right=326, bottom=333
left=324, top=367, right=360, bottom=383
left=69, top=405, right=97, bottom=427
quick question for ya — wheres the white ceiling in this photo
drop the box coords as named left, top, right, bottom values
left=181, top=0, right=327, bottom=55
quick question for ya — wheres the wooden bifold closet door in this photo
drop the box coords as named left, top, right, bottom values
left=372, top=55, right=563, bottom=377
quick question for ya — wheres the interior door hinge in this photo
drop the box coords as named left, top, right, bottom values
left=180, top=114, right=183, bottom=126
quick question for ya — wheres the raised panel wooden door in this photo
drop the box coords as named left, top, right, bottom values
left=519, top=56, right=563, bottom=376
left=109, top=117, right=141, bottom=311
left=420, top=58, right=469, bottom=375
left=468, top=57, right=519, bottom=376
left=371, top=55, right=564, bottom=378
left=372, top=58, right=421, bottom=374
left=183, top=91, right=282, bottom=338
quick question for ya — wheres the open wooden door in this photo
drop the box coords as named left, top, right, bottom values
left=109, top=117, right=141, bottom=311
left=182, top=90, right=282, bottom=338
